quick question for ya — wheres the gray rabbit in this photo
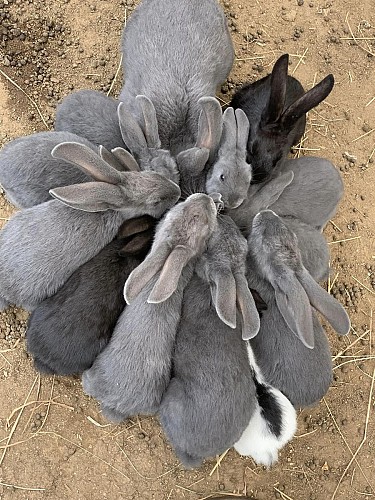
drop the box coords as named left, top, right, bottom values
left=0, top=132, right=97, bottom=208
left=26, top=216, right=154, bottom=375
left=82, top=193, right=219, bottom=422
left=55, top=90, right=126, bottom=151
left=246, top=210, right=350, bottom=407
left=159, top=216, right=296, bottom=468
left=159, top=274, right=296, bottom=468
left=0, top=142, right=180, bottom=310
left=231, top=53, right=334, bottom=182
left=119, top=0, right=234, bottom=153
left=230, top=156, right=344, bottom=233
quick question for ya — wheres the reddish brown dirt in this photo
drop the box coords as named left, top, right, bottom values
left=0, top=1, right=374, bottom=499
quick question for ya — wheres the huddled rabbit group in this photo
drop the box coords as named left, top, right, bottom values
left=0, top=0, right=351, bottom=469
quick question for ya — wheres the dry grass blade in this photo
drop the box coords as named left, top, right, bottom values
left=345, top=13, right=375, bottom=57
left=351, top=276, right=375, bottom=296
left=115, top=442, right=179, bottom=480
left=39, top=431, right=130, bottom=481
left=209, top=449, right=229, bottom=476
left=0, top=69, right=49, bottom=129
left=330, top=366, right=375, bottom=500
left=107, top=54, right=123, bottom=97
left=0, top=375, right=39, bottom=466
left=352, top=129, right=375, bottom=143
left=0, top=481, right=45, bottom=491
left=332, top=329, right=369, bottom=361
left=328, top=236, right=361, bottom=245
left=291, top=47, right=308, bottom=76
left=274, top=487, right=295, bottom=500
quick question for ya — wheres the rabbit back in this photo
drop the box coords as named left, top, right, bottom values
left=247, top=273, right=333, bottom=408
left=0, top=201, right=123, bottom=310
left=55, top=90, right=126, bottom=151
left=82, top=265, right=193, bottom=422
left=270, top=157, right=344, bottom=230
left=0, top=131, right=94, bottom=208
left=26, top=240, right=144, bottom=375
left=159, top=276, right=257, bottom=467
left=282, top=216, right=329, bottom=281
left=120, top=0, right=234, bottom=151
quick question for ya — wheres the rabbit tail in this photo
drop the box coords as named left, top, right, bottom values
left=234, top=343, right=296, bottom=466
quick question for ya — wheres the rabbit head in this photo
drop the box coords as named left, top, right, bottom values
left=118, top=95, right=180, bottom=184
left=195, top=216, right=260, bottom=339
left=49, top=141, right=181, bottom=219
left=201, top=99, right=252, bottom=209
left=124, top=193, right=220, bottom=304
left=249, top=210, right=350, bottom=349
left=231, top=54, right=334, bottom=181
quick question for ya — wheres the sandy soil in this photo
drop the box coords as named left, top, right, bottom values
left=0, top=0, right=374, bottom=499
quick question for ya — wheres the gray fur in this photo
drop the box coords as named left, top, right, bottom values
left=119, top=0, right=234, bottom=154
left=55, top=90, right=126, bottom=151
left=229, top=156, right=344, bottom=233
left=195, top=215, right=260, bottom=339
left=159, top=274, right=258, bottom=467
left=0, top=131, right=97, bottom=208
left=270, top=156, right=344, bottom=230
left=0, top=144, right=180, bottom=310
left=231, top=53, right=334, bottom=181
left=83, top=193, right=218, bottom=421
left=205, top=107, right=252, bottom=209
left=246, top=210, right=350, bottom=407
left=26, top=237, right=148, bottom=376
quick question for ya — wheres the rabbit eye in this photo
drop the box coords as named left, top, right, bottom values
left=220, top=174, right=225, bottom=181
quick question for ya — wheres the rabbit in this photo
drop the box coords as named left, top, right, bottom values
left=230, top=156, right=344, bottom=233
left=54, top=90, right=126, bottom=152
left=119, top=0, right=234, bottom=154
left=246, top=210, right=350, bottom=407
left=230, top=53, right=334, bottom=182
left=159, top=274, right=297, bottom=468
left=0, top=131, right=99, bottom=208
left=26, top=216, right=154, bottom=376
left=175, top=97, right=252, bottom=210
left=82, top=193, right=220, bottom=422
left=194, top=214, right=260, bottom=339
left=0, top=142, right=180, bottom=311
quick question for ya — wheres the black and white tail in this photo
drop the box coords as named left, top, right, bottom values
left=234, top=343, right=297, bottom=466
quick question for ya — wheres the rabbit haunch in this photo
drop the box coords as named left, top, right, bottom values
left=0, top=142, right=180, bottom=310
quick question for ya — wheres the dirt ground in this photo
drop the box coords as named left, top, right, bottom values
left=0, top=0, right=374, bottom=499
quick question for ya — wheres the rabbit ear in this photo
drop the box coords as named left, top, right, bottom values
left=218, top=107, right=237, bottom=152
left=118, top=229, right=154, bottom=255
left=280, top=74, right=334, bottom=130
left=248, top=171, right=294, bottom=214
left=176, top=147, right=210, bottom=177
left=272, top=270, right=315, bottom=349
left=298, top=268, right=350, bottom=335
left=52, top=142, right=122, bottom=184
left=147, top=245, right=195, bottom=303
left=123, top=242, right=171, bottom=303
left=49, top=182, right=125, bottom=212
left=136, top=95, right=161, bottom=149
left=235, top=108, right=250, bottom=154
left=117, top=215, right=155, bottom=239
left=99, top=145, right=127, bottom=172
left=111, top=147, right=141, bottom=172
left=196, top=97, right=223, bottom=162
left=235, top=275, right=261, bottom=340
left=118, top=101, right=148, bottom=156
left=210, top=271, right=237, bottom=329
left=263, top=54, right=289, bottom=125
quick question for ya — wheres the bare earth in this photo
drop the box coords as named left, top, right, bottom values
left=0, top=1, right=374, bottom=499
